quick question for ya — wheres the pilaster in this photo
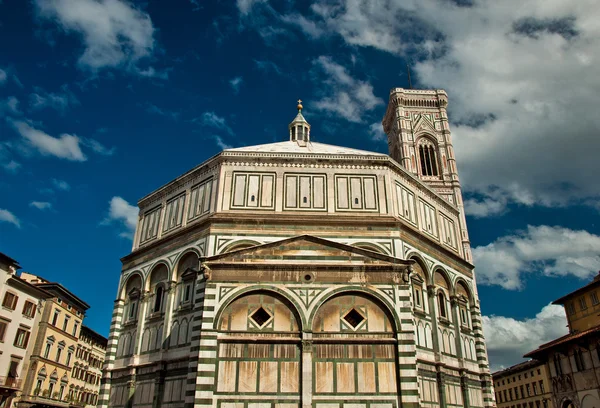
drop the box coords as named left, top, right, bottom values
left=98, top=298, right=125, bottom=408
left=301, top=335, right=313, bottom=408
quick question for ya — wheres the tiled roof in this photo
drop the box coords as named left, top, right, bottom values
left=492, top=359, right=543, bottom=378
left=225, top=141, right=387, bottom=157
left=525, top=325, right=600, bottom=358
left=553, top=273, right=600, bottom=304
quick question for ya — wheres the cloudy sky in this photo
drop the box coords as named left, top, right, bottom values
left=1, top=0, right=599, bottom=371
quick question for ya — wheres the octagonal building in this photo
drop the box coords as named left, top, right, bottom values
left=99, top=89, right=495, bottom=408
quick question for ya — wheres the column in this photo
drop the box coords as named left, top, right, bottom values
left=301, top=336, right=313, bottom=408
left=450, top=296, right=465, bottom=360
left=470, top=303, right=494, bottom=408
left=98, top=298, right=125, bottom=408
left=126, top=374, right=136, bottom=408
left=397, top=277, right=420, bottom=408
left=134, top=292, right=150, bottom=356
left=427, top=285, right=441, bottom=357
left=460, top=371, right=471, bottom=408
left=152, top=363, right=166, bottom=408
left=162, top=280, right=178, bottom=350
left=185, top=271, right=212, bottom=408
left=437, top=369, right=447, bottom=408
left=450, top=296, right=469, bottom=408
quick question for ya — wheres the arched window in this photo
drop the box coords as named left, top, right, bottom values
left=437, top=292, right=447, bottom=318
left=418, top=139, right=439, bottom=176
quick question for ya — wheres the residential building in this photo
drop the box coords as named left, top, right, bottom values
left=0, top=253, right=50, bottom=408
left=71, top=326, right=107, bottom=407
left=526, top=272, right=600, bottom=408
left=492, top=360, right=554, bottom=408
left=16, top=273, right=90, bottom=408
left=99, top=89, right=496, bottom=408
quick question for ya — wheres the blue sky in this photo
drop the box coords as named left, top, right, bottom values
left=1, top=0, right=599, bottom=370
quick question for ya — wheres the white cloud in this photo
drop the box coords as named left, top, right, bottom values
left=199, top=112, right=235, bottom=136
left=311, top=56, right=383, bottom=123
left=52, top=178, right=70, bottom=191
left=473, top=225, right=600, bottom=290
left=483, top=304, right=568, bottom=372
left=81, top=138, right=116, bottom=156
left=229, top=76, right=243, bottom=94
left=8, top=121, right=114, bottom=162
left=212, top=135, right=232, bottom=150
left=254, top=59, right=284, bottom=76
left=35, top=0, right=156, bottom=73
left=29, top=86, right=79, bottom=112
left=11, top=121, right=86, bottom=161
left=237, top=0, right=266, bottom=15
left=368, top=121, right=386, bottom=142
left=0, top=96, right=21, bottom=116
left=103, top=196, right=138, bottom=239
left=136, top=66, right=169, bottom=79
left=2, top=160, right=21, bottom=174
left=0, top=69, right=6, bottom=85
left=30, top=201, right=53, bottom=210
left=145, top=103, right=180, bottom=120
left=0, top=209, right=20, bottom=228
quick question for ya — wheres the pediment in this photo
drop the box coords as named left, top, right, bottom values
left=204, top=235, right=410, bottom=267
left=412, top=113, right=436, bottom=134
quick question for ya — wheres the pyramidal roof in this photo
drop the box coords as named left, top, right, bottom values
left=224, top=141, right=387, bottom=157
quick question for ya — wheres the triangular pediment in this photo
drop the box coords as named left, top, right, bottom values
left=204, top=235, right=410, bottom=267
left=412, top=113, right=436, bottom=134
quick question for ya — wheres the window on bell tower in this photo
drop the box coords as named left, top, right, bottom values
left=418, top=139, right=439, bottom=177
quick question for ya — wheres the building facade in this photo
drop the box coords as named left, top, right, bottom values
left=71, top=326, right=107, bottom=407
left=526, top=273, right=600, bottom=408
left=99, top=89, right=496, bottom=408
left=16, top=273, right=90, bottom=408
left=0, top=253, right=50, bottom=408
left=492, top=360, right=554, bottom=408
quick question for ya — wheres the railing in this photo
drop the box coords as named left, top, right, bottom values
left=0, top=376, right=22, bottom=388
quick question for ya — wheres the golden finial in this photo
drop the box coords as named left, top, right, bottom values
left=297, top=99, right=303, bottom=112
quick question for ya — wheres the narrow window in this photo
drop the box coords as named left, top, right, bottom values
left=413, top=287, right=421, bottom=307
left=154, top=286, right=164, bottom=313
left=66, top=351, right=72, bottom=366
left=62, top=316, right=70, bottom=332
left=354, top=198, right=359, bottom=205
left=182, top=284, right=192, bottom=303
left=0, top=321, right=7, bottom=341
left=44, top=343, right=51, bottom=358
left=128, top=301, right=137, bottom=320
left=251, top=195, right=255, bottom=202
left=303, top=197, right=307, bottom=204
left=419, top=146, right=427, bottom=175
left=73, top=322, right=79, bottom=337
left=437, top=293, right=447, bottom=318
left=52, top=310, right=59, bottom=326
left=580, top=297, right=588, bottom=310
left=56, top=347, right=62, bottom=363
left=592, top=291, right=599, bottom=305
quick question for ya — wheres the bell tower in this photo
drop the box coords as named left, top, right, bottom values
left=382, top=88, right=472, bottom=261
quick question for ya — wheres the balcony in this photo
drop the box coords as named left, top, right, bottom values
left=0, top=377, right=22, bottom=390
left=17, top=393, right=71, bottom=408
